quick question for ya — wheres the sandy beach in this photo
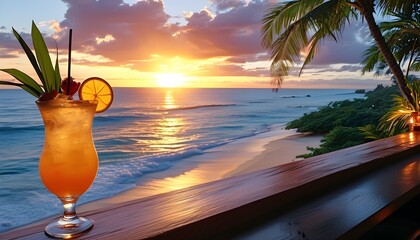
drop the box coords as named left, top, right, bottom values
left=224, top=133, right=323, bottom=178
left=81, top=129, right=323, bottom=211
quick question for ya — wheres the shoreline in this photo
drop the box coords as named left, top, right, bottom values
left=80, top=128, right=323, bottom=211
left=224, top=133, right=323, bottom=178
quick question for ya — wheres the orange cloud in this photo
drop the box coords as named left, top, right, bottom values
left=54, top=0, right=271, bottom=77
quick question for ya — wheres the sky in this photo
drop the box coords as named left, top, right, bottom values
left=0, top=0, right=394, bottom=89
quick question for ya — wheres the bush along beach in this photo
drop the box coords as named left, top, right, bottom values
left=286, top=84, right=404, bottom=158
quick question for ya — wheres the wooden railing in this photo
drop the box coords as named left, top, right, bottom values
left=1, top=132, right=420, bottom=239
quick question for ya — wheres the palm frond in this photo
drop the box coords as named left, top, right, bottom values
left=360, top=10, right=420, bottom=77
left=359, top=124, right=383, bottom=141
left=361, top=44, right=383, bottom=74
left=377, top=0, right=419, bottom=16
left=411, top=55, right=420, bottom=71
left=262, top=1, right=298, bottom=48
left=298, top=37, right=318, bottom=76
left=379, top=80, right=420, bottom=134
left=262, top=0, right=353, bottom=87
left=261, top=0, right=324, bottom=48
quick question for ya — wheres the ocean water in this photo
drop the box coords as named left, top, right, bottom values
left=0, top=87, right=362, bottom=231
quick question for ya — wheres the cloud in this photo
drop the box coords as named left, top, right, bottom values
left=39, top=20, right=63, bottom=39
left=0, top=28, right=64, bottom=59
left=210, top=0, right=247, bottom=12
left=306, top=64, right=363, bottom=73
left=227, top=53, right=269, bottom=63
left=336, top=64, right=363, bottom=72
left=193, top=61, right=270, bottom=76
left=95, top=34, right=115, bottom=45
left=308, top=22, right=369, bottom=65
left=181, top=0, right=270, bottom=58
left=0, top=49, right=17, bottom=58
left=59, top=0, right=174, bottom=62
left=46, top=0, right=273, bottom=77
left=0, top=32, right=19, bottom=50
left=197, top=64, right=248, bottom=76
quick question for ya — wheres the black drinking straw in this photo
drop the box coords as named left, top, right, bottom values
left=67, top=29, right=72, bottom=95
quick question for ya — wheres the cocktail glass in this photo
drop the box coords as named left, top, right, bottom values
left=37, top=99, right=98, bottom=238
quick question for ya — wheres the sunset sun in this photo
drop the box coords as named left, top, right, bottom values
left=155, top=73, right=186, bottom=88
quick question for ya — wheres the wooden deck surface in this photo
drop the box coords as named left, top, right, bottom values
left=1, top=132, right=420, bottom=239
left=233, top=154, right=420, bottom=240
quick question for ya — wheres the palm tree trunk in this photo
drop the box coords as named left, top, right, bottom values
left=358, top=1, right=414, bottom=105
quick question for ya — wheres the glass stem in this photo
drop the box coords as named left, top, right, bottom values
left=60, top=197, right=79, bottom=221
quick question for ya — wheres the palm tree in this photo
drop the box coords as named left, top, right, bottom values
left=359, top=11, right=420, bottom=137
left=261, top=0, right=418, bottom=106
left=361, top=11, right=420, bottom=79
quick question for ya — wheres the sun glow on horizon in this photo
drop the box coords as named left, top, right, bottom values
left=155, top=73, right=186, bottom=88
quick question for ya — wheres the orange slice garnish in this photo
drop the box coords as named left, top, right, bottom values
left=78, top=77, right=113, bottom=113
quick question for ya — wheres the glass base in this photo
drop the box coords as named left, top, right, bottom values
left=44, top=216, right=94, bottom=239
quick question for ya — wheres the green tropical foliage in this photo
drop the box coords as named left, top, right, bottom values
left=358, top=76, right=420, bottom=142
left=376, top=79, right=420, bottom=134
left=287, top=85, right=405, bottom=157
left=0, top=21, right=61, bottom=98
left=298, top=127, right=365, bottom=158
left=359, top=124, right=388, bottom=140
left=262, top=0, right=418, bottom=106
left=286, top=85, right=399, bottom=133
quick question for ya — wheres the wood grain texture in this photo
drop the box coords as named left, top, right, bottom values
left=233, top=155, right=420, bottom=240
left=1, top=132, right=420, bottom=240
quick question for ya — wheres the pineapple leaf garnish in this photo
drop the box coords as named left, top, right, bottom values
left=54, top=42, right=62, bottom=91
left=0, top=69, right=43, bottom=96
left=31, top=21, right=57, bottom=93
left=0, top=80, right=40, bottom=97
left=12, top=27, right=46, bottom=87
left=0, top=21, right=62, bottom=99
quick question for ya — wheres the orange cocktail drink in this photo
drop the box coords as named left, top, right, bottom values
left=0, top=20, right=114, bottom=238
left=37, top=99, right=98, bottom=199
